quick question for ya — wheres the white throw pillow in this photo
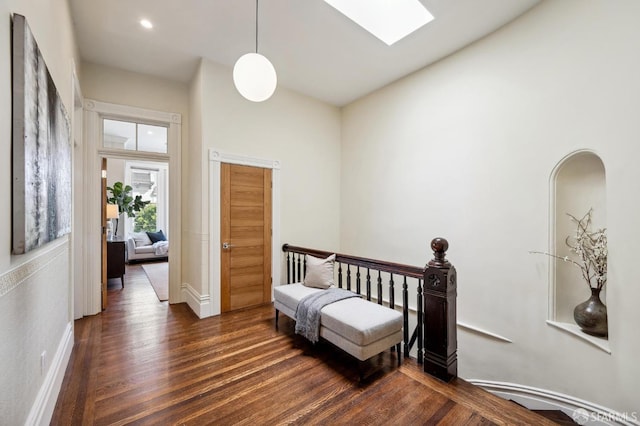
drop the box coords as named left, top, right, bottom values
left=131, top=231, right=152, bottom=247
left=303, top=254, right=336, bottom=289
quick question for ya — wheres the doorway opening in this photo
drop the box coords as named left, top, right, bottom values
left=84, top=99, right=181, bottom=315
left=104, top=157, right=169, bottom=304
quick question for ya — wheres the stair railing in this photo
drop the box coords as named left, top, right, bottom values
left=281, top=237, right=457, bottom=382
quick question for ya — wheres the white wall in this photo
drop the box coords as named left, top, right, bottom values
left=81, top=62, right=189, bottom=152
left=185, top=62, right=206, bottom=304
left=185, top=59, right=342, bottom=306
left=0, top=0, right=79, bottom=423
left=340, top=0, right=639, bottom=414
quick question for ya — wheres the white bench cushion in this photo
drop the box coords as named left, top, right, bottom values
left=321, top=297, right=402, bottom=346
left=274, top=282, right=322, bottom=313
left=322, top=328, right=402, bottom=362
left=274, top=283, right=403, bottom=361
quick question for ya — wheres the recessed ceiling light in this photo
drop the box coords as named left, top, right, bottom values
left=140, top=19, right=153, bottom=29
left=324, top=0, right=434, bottom=46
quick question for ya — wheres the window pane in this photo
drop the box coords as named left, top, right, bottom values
left=103, top=119, right=136, bottom=150
left=131, top=167, right=158, bottom=232
left=103, top=120, right=168, bottom=154
left=133, top=203, right=157, bottom=232
left=137, top=124, right=168, bottom=153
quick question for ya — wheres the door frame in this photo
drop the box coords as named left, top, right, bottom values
left=70, top=60, right=85, bottom=319
left=101, top=158, right=108, bottom=310
left=84, top=100, right=182, bottom=314
left=209, top=149, right=281, bottom=317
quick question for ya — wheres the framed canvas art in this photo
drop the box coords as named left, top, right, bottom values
left=12, top=14, right=71, bottom=254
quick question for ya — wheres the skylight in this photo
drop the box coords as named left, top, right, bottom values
left=324, top=0, right=434, bottom=46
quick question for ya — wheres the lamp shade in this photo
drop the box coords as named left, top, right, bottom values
left=106, top=203, right=119, bottom=219
left=233, top=53, right=277, bottom=102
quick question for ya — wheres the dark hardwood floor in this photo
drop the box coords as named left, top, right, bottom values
left=51, top=264, right=554, bottom=425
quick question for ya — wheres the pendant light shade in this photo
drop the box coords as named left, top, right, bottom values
left=233, top=0, right=277, bottom=102
left=233, top=52, right=277, bottom=102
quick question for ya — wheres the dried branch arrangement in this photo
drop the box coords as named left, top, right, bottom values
left=531, top=208, right=607, bottom=290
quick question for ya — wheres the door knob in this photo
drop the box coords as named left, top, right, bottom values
left=222, top=242, right=234, bottom=250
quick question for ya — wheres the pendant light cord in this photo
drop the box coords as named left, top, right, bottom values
left=255, top=0, right=259, bottom=53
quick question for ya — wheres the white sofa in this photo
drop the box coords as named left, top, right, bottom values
left=126, top=231, right=169, bottom=262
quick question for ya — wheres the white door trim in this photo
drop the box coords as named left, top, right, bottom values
left=71, top=59, right=84, bottom=319
left=84, top=99, right=182, bottom=314
left=208, top=149, right=281, bottom=317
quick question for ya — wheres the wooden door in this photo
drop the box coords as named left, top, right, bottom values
left=221, top=163, right=272, bottom=312
left=101, top=158, right=108, bottom=310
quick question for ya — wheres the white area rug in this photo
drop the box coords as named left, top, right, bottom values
left=142, top=262, right=168, bottom=301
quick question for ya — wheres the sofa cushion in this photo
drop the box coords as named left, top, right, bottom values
left=131, top=231, right=152, bottom=247
left=135, top=245, right=156, bottom=254
left=303, top=254, right=335, bottom=289
left=147, top=230, right=167, bottom=243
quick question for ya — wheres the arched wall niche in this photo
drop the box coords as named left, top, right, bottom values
left=549, top=150, right=606, bottom=325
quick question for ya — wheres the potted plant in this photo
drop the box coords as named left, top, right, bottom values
left=532, top=208, right=608, bottom=336
left=106, top=181, right=150, bottom=237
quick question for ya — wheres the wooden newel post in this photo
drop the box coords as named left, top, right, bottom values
left=423, top=238, right=457, bottom=382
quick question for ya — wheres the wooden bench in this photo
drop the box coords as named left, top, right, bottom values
left=274, top=283, right=403, bottom=365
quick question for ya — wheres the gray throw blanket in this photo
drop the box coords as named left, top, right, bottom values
left=295, top=288, right=360, bottom=343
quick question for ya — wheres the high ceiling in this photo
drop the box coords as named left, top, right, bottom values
left=69, top=0, right=540, bottom=106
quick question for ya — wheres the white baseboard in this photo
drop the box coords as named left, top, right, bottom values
left=181, top=282, right=212, bottom=318
left=26, top=322, right=74, bottom=426
left=469, top=380, right=639, bottom=426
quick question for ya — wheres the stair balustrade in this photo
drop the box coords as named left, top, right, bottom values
left=282, top=238, right=457, bottom=382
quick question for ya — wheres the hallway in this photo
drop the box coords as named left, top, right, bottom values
left=51, top=267, right=551, bottom=425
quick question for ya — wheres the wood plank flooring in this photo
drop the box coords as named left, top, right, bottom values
left=51, top=264, right=554, bottom=425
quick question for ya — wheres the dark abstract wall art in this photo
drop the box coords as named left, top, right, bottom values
left=12, top=14, right=71, bottom=254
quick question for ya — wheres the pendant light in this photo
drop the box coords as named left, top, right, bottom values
left=233, top=0, right=277, bottom=102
